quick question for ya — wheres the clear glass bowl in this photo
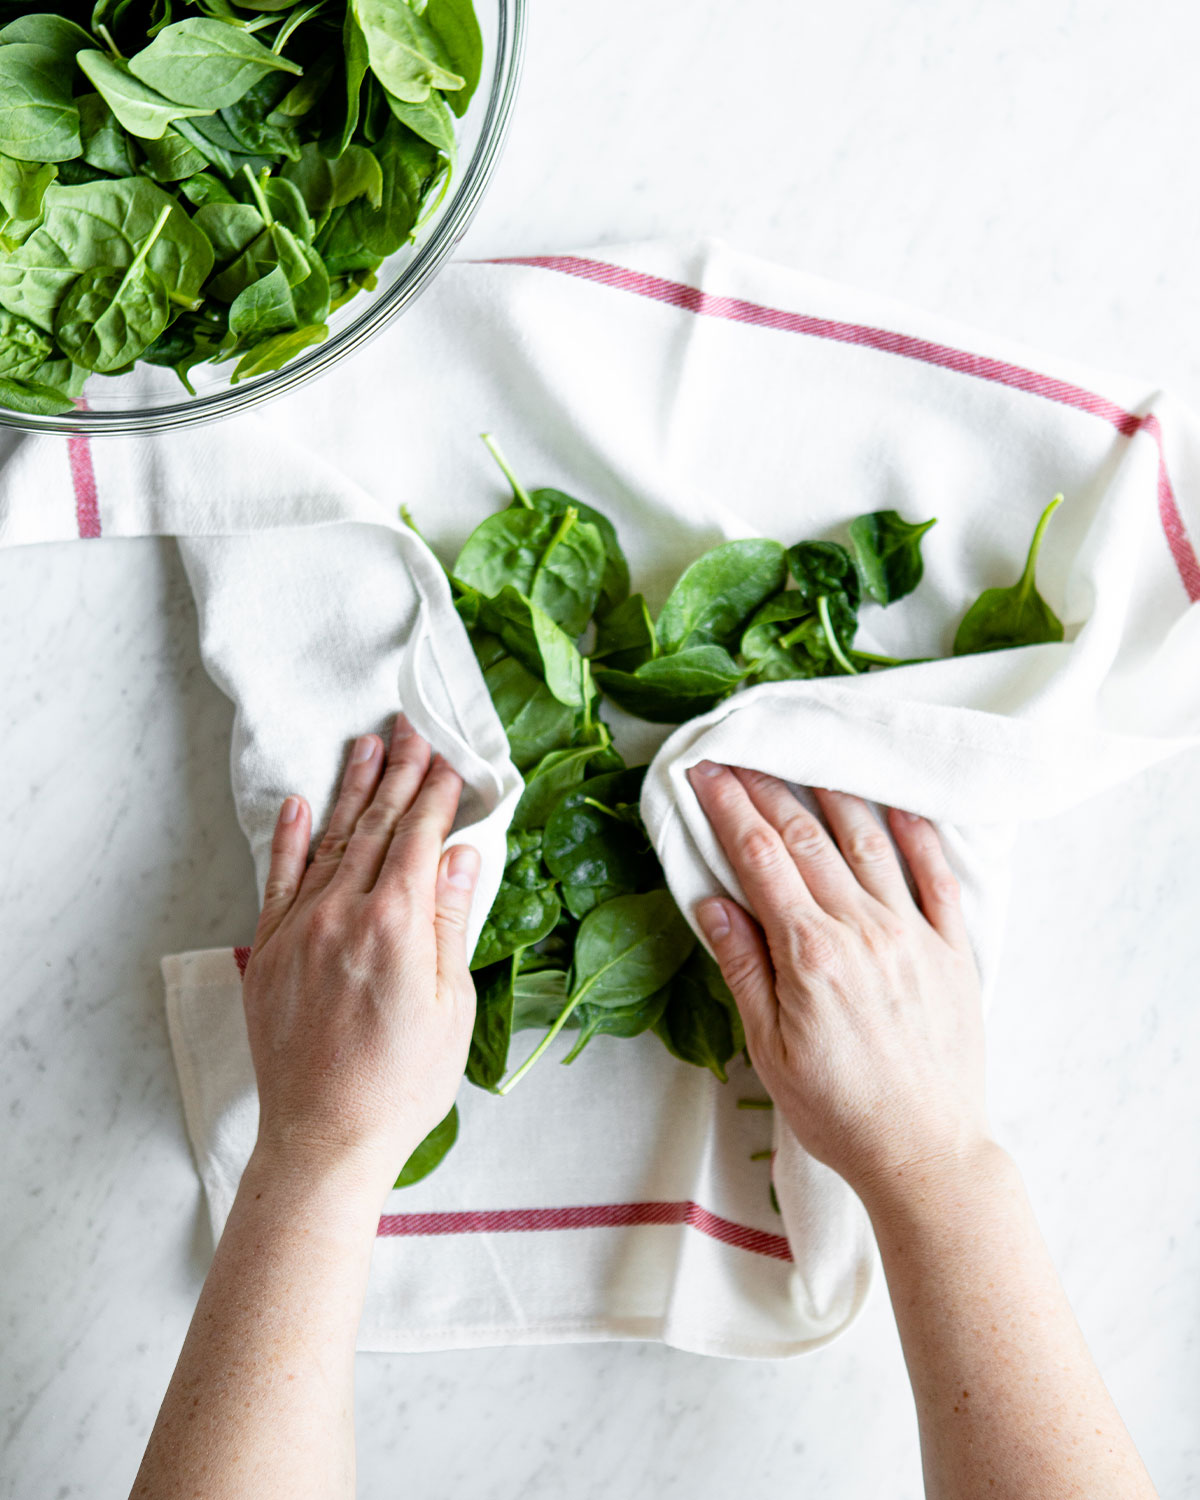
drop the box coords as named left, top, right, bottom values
left=0, top=0, right=525, bottom=438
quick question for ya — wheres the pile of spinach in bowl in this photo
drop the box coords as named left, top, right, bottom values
left=0, top=0, right=481, bottom=414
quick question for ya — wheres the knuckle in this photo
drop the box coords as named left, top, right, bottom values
left=305, top=900, right=341, bottom=944
left=779, top=813, right=829, bottom=862
left=930, top=872, right=960, bottom=904
left=792, top=917, right=836, bottom=971
left=313, top=832, right=349, bottom=864
left=845, top=826, right=891, bottom=865
left=355, top=802, right=395, bottom=838
left=261, top=878, right=293, bottom=906
left=740, top=826, right=781, bottom=870
left=719, top=947, right=762, bottom=996
left=436, top=900, right=471, bottom=935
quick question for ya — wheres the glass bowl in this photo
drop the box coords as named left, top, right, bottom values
left=0, top=0, right=525, bottom=438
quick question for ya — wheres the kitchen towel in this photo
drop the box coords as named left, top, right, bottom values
left=4, top=238, right=1200, bottom=1357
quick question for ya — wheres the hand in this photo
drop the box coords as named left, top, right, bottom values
left=687, top=763, right=989, bottom=1201
left=241, top=715, right=481, bottom=1205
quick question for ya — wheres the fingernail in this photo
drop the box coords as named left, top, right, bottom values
left=691, top=760, right=724, bottom=779
left=393, top=713, right=414, bottom=739
left=697, top=898, right=731, bottom=941
left=445, top=844, right=480, bottom=891
left=350, top=735, right=377, bottom=764
left=893, top=808, right=920, bottom=823
left=279, top=795, right=300, bottom=824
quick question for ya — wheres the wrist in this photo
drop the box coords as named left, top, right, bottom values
left=853, top=1134, right=1017, bottom=1231
left=241, top=1138, right=395, bottom=1235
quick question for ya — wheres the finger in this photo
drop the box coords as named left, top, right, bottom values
left=300, top=734, right=384, bottom=898
left=813, top=788, right=915, bottom=914
left=887, top=809, right=971, bottom=952
left=433, top=843, right=482, bottom=1004
left=695, top=897, right=777, bottom=1044
left=733, top=768, right=866, bottom=918
left=377, top=753, right=465, bottom=896
left=336, top=715, right=433, bottom=892
left=687, top=761, right=816, bottom=952
left=252, top=795, right=312, bottom=950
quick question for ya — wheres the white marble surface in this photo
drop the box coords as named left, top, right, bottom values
left=3, top=1, right=1200, bottom=1495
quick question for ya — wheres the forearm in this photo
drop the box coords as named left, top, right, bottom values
left=130, top=1147, right=381, bottom=1500
left=861, top=1141, right=1156, bottom=1500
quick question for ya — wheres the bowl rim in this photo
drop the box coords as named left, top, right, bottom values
left=0, top=0, right=527, bottom=439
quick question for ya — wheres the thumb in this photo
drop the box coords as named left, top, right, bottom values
left=434, top=842, right=482, bottom=998
left=695, top=897, right=777, bottom=1039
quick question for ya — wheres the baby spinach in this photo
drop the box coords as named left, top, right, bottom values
left=0, top=3, right=480, bottom=410
left=497, top=890, right=695, bottom=1092
left=543, top=765, right=651, bottom=917
left=848, top=510, right=937, bottom=605
left=511, top=742, right=620, bottom=831
left=483, top=655, right=576, bottom=771
left=655, top=538, right=788, bottom=653
left=53, top=201, right=173, bottom=371
left=594, top=645, right=748, bottom=722
left=128, top=18, right=302, bottom=111
left=0, top=42, right=81, bottom=162
left=394, top=1102, right=458, bottom=1188
left=471, top=829, right=562, bottom=970
left=953, top=495, right=1064, bottom=655
left=786, top=539, right=860, bottom=609
left=591, top=592, right=655, bottom=673
left=654, top=948, right=745, bottom=1082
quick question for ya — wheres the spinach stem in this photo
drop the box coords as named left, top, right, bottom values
left=816, top=594, right=859, bottom=675
left=778, top=618, right=812, bottom=650
left=737, top=1097, right=774, bottom=1110
left=497, top=977, right=594, bottom=1093
left=1018, top=493, right=1064, bottom=600
left=243, top=165, right=273, bottom=224
left=481, top=433, right=534, bottom=508
left=126, top=204, right=172, bottom=282
left=537, top=505, right=576, bottom=574
left=749, top=1149, right=773, bottom=1161
left=97, top=22, right=123, bottom=57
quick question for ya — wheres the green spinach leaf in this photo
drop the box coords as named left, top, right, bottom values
left=594, top=644, right=748, bottom=723
left=0, top=42, right=81, bottom=162
left=654, top=948, right=745, bottom=1081
left=655, top=538, right=787, bottom=653
left=953, top=495, right=1064, bottom=655
left=848, top=510, right=936, bottom=605
left=129, top=18, right=301, bottom=110
left=543, top=765, right=651, bottom=918
left=393, top=1103, right=458, bottom=1187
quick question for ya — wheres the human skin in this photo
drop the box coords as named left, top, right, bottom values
left=686, top=761, right=1158, bottom=1500
left=129, top=725, right=1158, bottom=1500
left=130, top=716, right=480, bottom=1500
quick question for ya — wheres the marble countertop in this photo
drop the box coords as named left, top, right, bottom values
left=3, top=2, right=1199, bottom=1496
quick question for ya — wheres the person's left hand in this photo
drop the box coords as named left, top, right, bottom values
left=241, top=715, right=481, bottom=1205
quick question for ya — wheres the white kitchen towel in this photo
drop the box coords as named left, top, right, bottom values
left=3, top=237, right=1200, bottom=1358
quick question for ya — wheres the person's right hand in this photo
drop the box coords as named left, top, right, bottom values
left=687, top=763, right=990, bottom=1202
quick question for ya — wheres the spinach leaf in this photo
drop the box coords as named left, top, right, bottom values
left=455, top=504, right=606, bottom=639
left=543, top=765, right=651, bottom=918
left=591, top=591, right=655, bottom=673
left=482, top=654, right=576, bottom=770
left=511, top=965, right=571, bottom=1030
left=481, top=437, right=631, bottom=619
left=497, top=890, right=695, bottom=1092
left=953, top=495, right=1064, bottom=655
left=848, top=510, right=936, bottom=605
left=787, top=539, right=860, bottom=609
left=352, top=0, right=464, bottom=103
left=385, top=87, right=456, bottom=157
left=740, top=589, right=859, bottom=681
left=0, top=42, right=81, bottom=162
left=654, top=948, right=745, bottom=1082
left=476, top=585, right=594, bottom=710
left=0, top=153, right=56, bottom=247
left=0, top=14, right=94, bottom=60
left=0, top=308, right=51, bottom=379
left=77, top=93, right=137, bottom=176
left=594, top=644, right=747, bottom=723
left=564, top=982, right=671, bottom=1064
left=139, top=126, right=208, bottom=181
left=77, top=50, right=216, bottom=139
left=393, top=1102, right=458, bottom=1187
left=0, top=177, right=213, bottom=332
left=471, top=829, right=561, bottom=969
left=128, top=18, right=301, bottom=110
left=0, top=373, right=75, bottom=413
left=511, top=741, right=620, bottom=831
left=655, top=538, right=787, bottom=653
left=425, top=0, right=483, bottom=117
left=314, top=117, right=436, bottom=267
left=230, top=321, right=326, bottom=381
left=466, top=956, right=516, bottom=1091
left=52, top=202, right=173, bottom=371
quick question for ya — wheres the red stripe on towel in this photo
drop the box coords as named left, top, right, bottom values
left=233, top=945, right=251, bottom=976
left=67, top=400, right=100, bottom=539
left=377, top=1199, right=794, bottom=1262
left=488, top=255, right=1200, bottom=601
